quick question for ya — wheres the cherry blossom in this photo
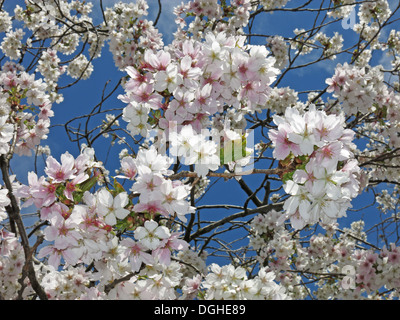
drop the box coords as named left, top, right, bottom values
left=45, top=152, right=76, bottom=184
left=0, top=0, right=400, bottom=302
left=120, top=238, right=154, bottom=272
left=270, top=106, right=362, bottom=228
left=96, top=188, right=130, bottom=226
left=134, top=219, right=171, bottom=250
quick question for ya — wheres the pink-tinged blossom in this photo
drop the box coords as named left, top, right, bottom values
left=15, top=171, right=44, bottom=208
left=387, top=245, right=400, bottom=265
left=116, top=156, right=137, bottom=180
left=38, top=102, right=54, bottom=120
left=37, top=244, right=80, bottom=269
left=74, top=152, right=91, bottom=175
left=133, top=199, right=168, bottom=217
left=72, top=203, right=106, bottom=235
left=313, top=112, right=343, bottom=144
left=152, top=232, right=189, bottom=265
left=292, top=160, right=316, bottom=192
left=0, top=228, right=18, bottom=256
left=44, top=210, right=83, bottom=250
left=45, top=152, right=76, bottom=183
left=234, top=53, right=257, bottom=82
left=33, top=180, right=57, bottom=208
left=158, top=180, right=194, bottom=222
left=314, top=141, right=347, bottom=168
left=268, top=123, right=301, bottom=160
left=131, top=83, right=163, bottom=110
left=125, top=66, right=153, bottom=91
left=120, top=238, right=154, bottom=272
left=326, top=68, right=347, bottom=92
left=144, top=49, right=171, bottom=71
left=189, top=83, right=213, bottom=114
left=179, top=55, right=201, bottom=89
left=64, top=172, right=89, bottom=201
left=131, top=172, right=164, bottom=196
left=41, top=202, right=70, bottom=221
left=181, top=274, right=202, bottom=300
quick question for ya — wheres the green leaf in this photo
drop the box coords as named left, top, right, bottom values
left=219, top=135, right=250, bottom=165
left=113, top=178, right=125, bottom=194
left=78, top=176, right=98, bottom=193
left=282, top=171, right=294, bottom=184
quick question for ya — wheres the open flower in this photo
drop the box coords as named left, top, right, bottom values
left=44, top=211, right=82, bottom=250
left=268, top=123, right=301, bottom=160
left=120, top=238, right=154, bottom=272
left=134, top=219, right=170, bottom=250
left=96, top=188, right=130, bottom=226
left=45, top=152, right=76, bottom=183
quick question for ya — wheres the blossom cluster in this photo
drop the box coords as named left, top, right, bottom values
left=202, top=263, right=288, bottom=300
left=168, top=124, right=252, bottom=176
left=103, top=0, right=163, bottom=70
left=13, top=0, right=97, bottom=89
left=327, top=0, right=355, bottom=19
left=326, top=63, right=400, bottom=120
left=174, top=0, right=253, bottom=39
left=0, top=229, right=25, bottom=299
left=9, top=0, right=165, bottom=104
left=261, top=0, right=290, bottom=10
left=249, top=216, right=400, bottom=299
left=263, top=86, right=298, bottom=114
left=119, top=30, right=279, bottom=141
left=326, top=62, right=400, bottom=182
left=307, top=222, right=400, bottom=299
left=6, top=144, right=289, bottom=300
left=0, top=10, right=12, bottom=33
left=1, top=0, right=400, bottom=302
left=269, top=106, right=362, bottom=229
left=248, top=210, right=308, bottom=299
left=127, top=145, right=195, bottom=222
left=0, top=62, right=53, bottom=156
left=7, top=145, right=195, bottom=299
left=267, top=35, right=289, bottom=70
left=0, top=28, right=25, bottom=60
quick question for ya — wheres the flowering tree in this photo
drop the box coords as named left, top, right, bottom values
left=0, top=0, right=400, bottom=300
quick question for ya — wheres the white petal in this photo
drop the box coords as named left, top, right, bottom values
left=115, top=208, right=130, bottom=220
left=105, top=213, right=117, bottom=226
left=98, top=188, right=112, bottom=207
left=144, top=219, right=158, bottom=232
left=155, top=226, right=171, bottom=239
left=114, top=192, right=129, bottom=208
